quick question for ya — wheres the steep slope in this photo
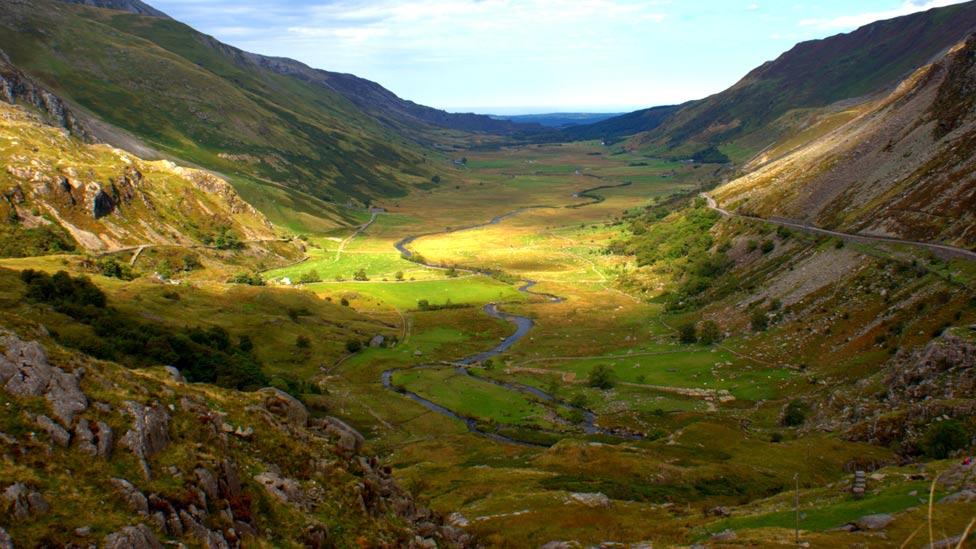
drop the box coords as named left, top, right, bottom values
left=0, top=98, right=274, bottom=254
left=713, top=35, right=976, bottom=250
left=570, top=1, right=976, bottom=159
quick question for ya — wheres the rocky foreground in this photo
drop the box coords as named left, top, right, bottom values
left=0, top=328, right=472, bottom=547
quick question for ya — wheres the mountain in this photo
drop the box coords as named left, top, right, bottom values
left=490, top=112, right=625, bottom=128
left=568, top=1, right=976, bottom=159
left=712, top=34, right=976, bottom=250
left=0, top=0, right=531, bottom=223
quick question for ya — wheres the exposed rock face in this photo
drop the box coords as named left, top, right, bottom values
left=36, top=414, right=71, bottom=447
left=0, top=333, right=88, bottom=426
left=110, top=478, right=149, bottom=515
left=92, top=188, right=115, bottom=218
left=566, top=492, right=611, bottom=509
left=121, top=401, right=170, bottom=479
left=103, top=524, right=163, bottom=549
left=0, top=50, right=91, bottom=139
left=852, top=513, right=894, bottom=530
left=75, top=418, right=114, bottom=458
left=0, top=527, right=12, bottom=549
left=257, top=387, right=308, bottom=427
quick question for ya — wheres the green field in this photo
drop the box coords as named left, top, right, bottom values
left=305, top=276, right=527, bottom=310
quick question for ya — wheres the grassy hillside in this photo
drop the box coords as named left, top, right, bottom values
left=0, top=0, right=440, bottom=210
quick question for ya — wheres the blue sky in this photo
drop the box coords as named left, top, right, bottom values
left=149, top=0, right=967, bottom=114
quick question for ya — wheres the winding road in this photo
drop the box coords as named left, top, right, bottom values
left=380, top=181, right=644, bottom=446
left=702, top=193, right=976, bottom=262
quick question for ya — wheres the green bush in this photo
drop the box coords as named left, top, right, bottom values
left=751, top=310, right=769, bottom=332
left=781, top=399, right=809, bottom=427
left=96, top=258, right=137, bottom=281
left=587, top=364, right=616, bottom=390
left=298, top=270, right=321, bottom=284
left=919, top=420, right=968, bottom=459
left=345, top=340, right=362, bottom=353
left=353, top=268, right=369, bottom=281
left=678, top=322, right=697, bottom=344
left=228, top=272, right=265, bottom=286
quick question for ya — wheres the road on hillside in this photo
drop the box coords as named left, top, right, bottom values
left=701, top=194, right=976, bottom=262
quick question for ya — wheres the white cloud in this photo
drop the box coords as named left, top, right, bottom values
left=798, top=0, right=967, bottom=30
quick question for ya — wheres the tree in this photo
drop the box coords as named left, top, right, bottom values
left=760, top=240, right=775, bottom=254
left=678, top=322, right=697, bottom=344
left=698, top=320, right=722, bottom=345
left=353, top=268, right=369, bottom=281
left=417, top=299, right=430, bottom=311
left=238, top=335, right=254, bottom=352
left=340, top=297, right=350, bottom=306
left=446, top=266, right=459, bottom=278
left=920, top=420, right=968, bottom=459
left=395, top=271, right=404, bottom=281
left=431, top=175, right=441, bottom=184
left=587, top=364, right=616, bottom=390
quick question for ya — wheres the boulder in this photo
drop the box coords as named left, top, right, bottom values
left=939, top=489, right=976, bottom=503
left=121, top=401, right=170, bottom=480
left=163, top=366, right=185, bottom=382
left=254, top=471, right=304, bottom=506
left=853, top=513, right=894, bottom=530
left=103, top=524, right=163, bottom=549
left=3, top=483, right=48, bottom=519
left=110, top=478, right=149, bottom=515
left=36, top=414, right=70, bottom=447
left=257, top=387, right=308, bottom=427
left=314, top=416, right=364, bottom=454
left=567, top=492, right=610, bottom=508
left=369, top=335, right=385, bottom=348
left=711, top=529, right=737, bottom=541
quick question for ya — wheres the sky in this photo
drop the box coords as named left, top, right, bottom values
left=148, top=0, right=968, bottom=114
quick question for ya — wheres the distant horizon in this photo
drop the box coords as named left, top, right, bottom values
left=149, top=0, right=969, bottom=113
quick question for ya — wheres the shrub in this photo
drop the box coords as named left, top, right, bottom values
left=340, top=297, right=350, bottom=306
left=345, top=340, right=362, bottom=353
left=212, top=227, right=244, bottom=250
left=353, top=268, right=368, bottom=281
left=299, top=270, right=321, bottom=284
left=770, top=432, right=784, bottom=443
left=781, top=399, right=809, bottom=427
left=570, top=393, right=588, bottom=408
left=446, top=266, right=459, bottom=278
left=96, top=258, right=137, bottom=281
left=760, top=240, right=775, bottom=254
left=698, top=320, right=722, bottom=345
left=395, top=271, right=404, bottom=281
left=750, top=310, right=769, bottom=332
left=228, top=272, right=264, bottom=286
left=587, top=364, right=616, bottom=390
left=678, top=322, right=697, bottom=344
left=417, top=299, right=430, bottom=310
left=296, top=335, right=311, bottom=349
left=919, top=420, right=968, bottom=459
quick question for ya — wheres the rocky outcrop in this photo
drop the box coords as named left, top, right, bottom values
left=254, top=471, right=305, bottom=507
left=36, top=414, right=70, bottom=447
left=75, top=418, right=114, bottom=458
left=0, top=333, right=88, bottom=426
left=0, top=528, right=12, bottom=549
left=0, top=50, right=91, bottom=139
left=312, top=416, right=364, bottom=455
left=2, top=483, right=49, bottom=520
left=110, top=478, right=149, bottom=515
left=120, top=401, right=170, bottom=480
left=103, top=524, right=163, bottom=549
left=257, top=387, right=308, bottom=427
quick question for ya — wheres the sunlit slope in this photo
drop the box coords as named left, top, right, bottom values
left=714, top=35, right=976, bottom=249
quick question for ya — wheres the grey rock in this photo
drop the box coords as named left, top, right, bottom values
left=74, top=418, right=97, bottom=455
left=96, top=420, right=114, bottom=458
left=924, top=535, right=964, bottom=549
left=0, top=334, right=87, bottom=426
left=708, top=505, right=731, bottom=517
left=0, top=527, right=12, bottom=549
left=540, top=543, right=580, bottom=549
left=163, top=366, right=185, bottom=382
left=369, top=334, right=385, bottom=348
left=121, top=401, right=170, bottom=480
left=110, top=478, right=149, bottom=515
left=36, top=414, right=71, bottom=447
left=3, top=482, right=48, bottom=519
left=711, top=529, right=737, bottom=541
left=257, top=387, right=308, bottom=427
left=179, top=509, right=230, bottom=549
left=939, top=489, right=976, bottom=503
left=195, top=467, right=220, bottom=503
left=74, top=526, right=91, bottom=536
left=103, top=524, right=163, bottom=549
left=567, top=492, right=610, bottom=508
left=854, top=513, right=894, bottom=530
left=314, top=416, right=364, bottom=454
left=254, top=471, right=304, bottom=506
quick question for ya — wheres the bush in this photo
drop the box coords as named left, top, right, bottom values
left=781, top=399, right=809, bottom=427
left=587, top=364, right=616, bottom=390
left=919, top=420, right=968, bottom=459
left=446, top=266, right=459, bottom=278
left=678, top=322, right=697, bottom=344
left=228, top=272, right=264, bottom=286
left=395, top=271, right=404, bottom=281
left=760, top=240, right=775, bottom=254
left=345, top=340, right=362, bottom=353
left=340, top=297, right=350, bottom=307
left=353, top=268, right=368, bottom=281
left=750, top=310, right=769, bottom=332
left=698, top=320, right=722, bottom=345
left=570, top=393, right=588, bottom=408
left=417, top=299, right=430, bottom=310
left=212, top=227, right=244, bottom=250
left=96, top=258, right=137, bottom=281
left=299, top=270, right=321, bottom=284
left=296, top=335, right=311, bottom=349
